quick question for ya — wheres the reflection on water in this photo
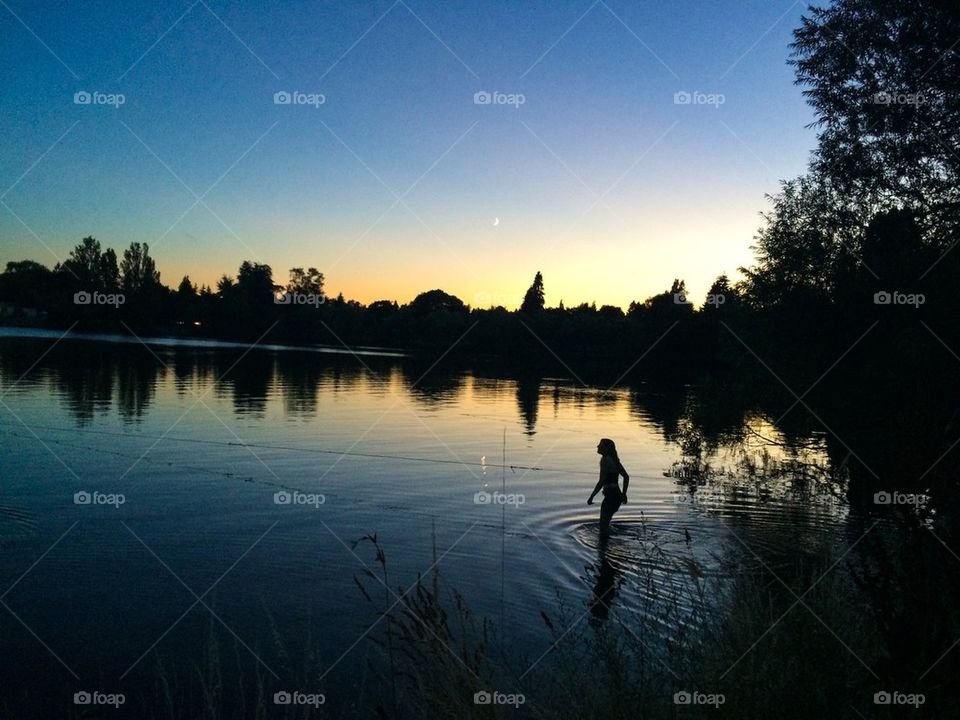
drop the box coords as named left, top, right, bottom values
left=589, top=532, right=619, bottom=623
left=0, top=329, right=956, bottom=716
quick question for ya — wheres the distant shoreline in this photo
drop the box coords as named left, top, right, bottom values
left=0, top=326, right=409, bottom=359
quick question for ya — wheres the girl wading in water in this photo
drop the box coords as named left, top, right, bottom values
left=587, top=438, right=629, bottom=534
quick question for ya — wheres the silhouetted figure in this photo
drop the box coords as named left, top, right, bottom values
left=684, top=528, right=692, bottom=544
left=587, top=438, right=629, bottom=535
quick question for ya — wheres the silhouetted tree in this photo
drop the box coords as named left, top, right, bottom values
left=3, top=260, right=49, bottom=277
left=520, top=271, right=545, bottom=313
left=119, top=242, right=160, bottom=292
left=408, top=289, right=466, bottom=316
left=368, top=299, right=399, bottom=316
left=0, top=260, right=56, bottom=315
left=58, top=236, right=119, bottom=291
left=739, top=176, right=860, bottom=309
left=287, top=267, right=324, bottom=296
left=627, top=279, right=695, bottom=365
left=174, top=275, right=199, bottom=324
left=177, top=275, right=197, bottom=298
left=115, top=242, right=165, bottom=327
left=236, top=261, right=277, bottom=305
left=598, top=304, right=624, bottom=319
left=635, top=279, right=692, bottom=315
left=217, top=274, right=236, bottom=299
left=791, top=0, right=960, bottom=234
left=702, top=274, right=740, bottom=313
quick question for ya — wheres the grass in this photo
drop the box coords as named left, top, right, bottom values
left=351, top=516, right=957, bottom=720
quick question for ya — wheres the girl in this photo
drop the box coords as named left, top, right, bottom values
left=587, top=438, right=629, bottom=533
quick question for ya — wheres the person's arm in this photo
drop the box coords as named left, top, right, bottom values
left=587, top=472, right=604, bottom=504
left=588, top=458, right=609, bottom=504
left=618, top=461, right=629, bottom=502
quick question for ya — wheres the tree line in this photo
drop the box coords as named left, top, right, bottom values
left=0, top=234, right=738, bottom=360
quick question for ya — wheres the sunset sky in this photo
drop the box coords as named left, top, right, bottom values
left=1, top=0, right=816, bottom=310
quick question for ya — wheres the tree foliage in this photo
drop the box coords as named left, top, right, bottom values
left=791, top=0, right=960, bottom=236
left=520, top=271, right=545, bottom=313
left=120, top=242, right=160, bottom=292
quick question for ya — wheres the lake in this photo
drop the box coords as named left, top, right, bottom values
left=0, top=328, right=896, bottom=717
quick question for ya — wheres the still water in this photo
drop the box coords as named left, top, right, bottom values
left=0, top=328, right=858, bottom=714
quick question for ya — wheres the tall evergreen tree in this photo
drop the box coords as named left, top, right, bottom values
left=520, top=271, right=545, bottom=312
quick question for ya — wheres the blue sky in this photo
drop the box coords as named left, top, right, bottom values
left=1, top=0, right=817, bottom=309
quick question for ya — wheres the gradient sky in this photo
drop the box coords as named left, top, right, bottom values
left=0, top=0, right=817, bottom=310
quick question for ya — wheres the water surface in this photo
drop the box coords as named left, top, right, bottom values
left=0, top=329, right=860, bottom=714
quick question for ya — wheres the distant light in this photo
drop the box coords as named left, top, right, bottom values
left=193, top=321, right=202, bottom=326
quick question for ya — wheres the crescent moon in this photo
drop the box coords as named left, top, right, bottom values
left=493, top=217, right=500, bottom=226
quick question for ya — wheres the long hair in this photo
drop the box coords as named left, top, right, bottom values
left=598, top=438, right=618, bottom=459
